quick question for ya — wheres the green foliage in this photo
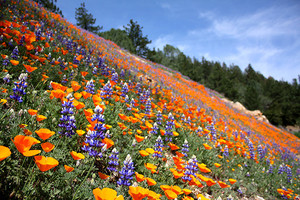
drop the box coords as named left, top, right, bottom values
left=33, top=0, right=64, bottom=17
left=99, top=28, right=135, bottom=52
left=123, top=19, right=152, bottom=58
left=75, top=2, right=102, bottom=34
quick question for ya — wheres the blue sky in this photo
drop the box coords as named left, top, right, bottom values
left=56, top=0, right=300, bottom=82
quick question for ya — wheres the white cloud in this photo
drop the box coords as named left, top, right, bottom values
left=150, top=35, right=175, bottom=50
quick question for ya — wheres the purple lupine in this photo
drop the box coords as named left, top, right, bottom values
left=10, top=73, right=28, bottom=103
left=150, top=122, right=158, bottom=135
left=182, top=157, right=197, bottom=182
left=247, top=140, right=255, bottom=160
left=85, top=80, right=95, bottom=94
left=3, top=74, right=11, bottom=83
left=145, top=98, right=151, bottom=115
left=58, top=94, right=77, bottom=137
left=223, top=145, right=229, bottom=157
left=153, top=136, right=163, bottom=158
left=165, top=113, right=174, bottom=142
left=267, top=164, right=273, bottom=174
left=257, top=145, right=265, bottom=160
left=121, top=82, right=128, bottom=97
left=278, top=164, right=285, bottom=174
left=286, top=166, right=292, bottom=183
left=11, top=46, right=19, bottom=59
left=182, top=139, right=189, bottom=157
left=156, top=110, right=162, bottom=125
left=108, top=148, right=119, bottom=172
left=101, top=81, right=113, bottom=99
left=111, top=72, right=118, bottom=82
left=117, top=154, right=135, bottom=186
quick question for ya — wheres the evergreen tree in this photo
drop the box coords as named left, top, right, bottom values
left=123, top=19, right=151, bottom=58
left=75, top=2, right=102, bottom=34
left=33, top=0, right=63, bottom=16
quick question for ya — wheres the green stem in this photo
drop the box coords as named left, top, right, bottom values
left=72, top=158, right=94, bottom=200
left=0, top=102, right=16, bottom=121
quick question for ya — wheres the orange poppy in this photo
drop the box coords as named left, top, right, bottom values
left=70, top=151, right=85, bottom=160
left=146, top=177, right=157, bottom=186
left=214, top=163, right=221, bottom=168
left=34, top=156, right=59, bottom=172
left=0, top=145, right=11, bottom=161
left=93, top=188, right=124, bottom=200
left=10, top=60, right=19, bottom=66
left=23, top=64, right=37, bottom=72
left=145, top=163, right=157, bottom=174
left=98, top=172, right=109, bottom=180
left=102, top=138, right=114, bottom=149
left=76, top=130, right=85, bottom=136
left=51, top=89, right=65, bottom=99
left=12, top=135, right=41, bottom=157
left=28, top=109, right=38, bottom=116
left=74, top=92, right=82, bottom=100
left=135, top=135, right=145, bottom=143
left=164, top=190, right=178, bottom=199
left=169, top=143, right=180, bottom=150
left=71, top=81, right=81, bottom=91
left=64, top=165, right=74, bottom=172
left=35, top=128, right=55, bottom=140
left=228, top=178, right=237, bottom=184
left=203, top=143, right=212, bottom=150
left=218, top=181, right=230, bottom=188
left=135, top=172, right=145, bottom=182
left=182, top=189, right=192, bottom=195
left=139, top=150, right=149, bottom=157
left=128, top=186, right=149, bottom=200
left=36, top=115, right=47, bottom=122
left=41, top=142, right=55, bottom=152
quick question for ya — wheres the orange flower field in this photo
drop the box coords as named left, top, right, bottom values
left=0, top=0, right=299, bottom=199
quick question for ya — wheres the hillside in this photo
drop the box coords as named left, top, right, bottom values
left=0, top=0, right=299, bottom=199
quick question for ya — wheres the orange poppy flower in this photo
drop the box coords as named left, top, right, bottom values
left=203, top=143, right=212, bottom=150
left=214, top=163, right=221, bottom=168
left=23, top=64, right=37, bottom=72
left=93, top=188, right=124, bottom=200
left=74, top=92, right=82, bottom=100
left=70, top=151, right=85, bottom=160
left=81, top=91, right=92, bottom=99
left=73, top=100, right=85, bottom=110
left=182, top=189, right=192, bottom=195
left=51, top=89, right=65, bottom=99
left=64, top=165, right=74, bottom=172
left=12, top=135, right=41, bottom=157
left=135, top=172, right=145, bottom=182
left=145, top=148, right=154, bottom=154
left=198, top=163, right=211, bottom=173
left=41, top=142, right=55, bottom=152
left=218, top=181, right=230, bottom=188
left=135, top=135, right=145, bottom=143
left=35, top=128, right=55, bottom=140
left=139, top=150, right=149, bottom=157
left=98, top=172, right=109, bottom=180
left=36, top=115, right=47, bottom=122
left=169, top=143, right=180, bottom=150
left=28, top=109, right=38, bottom=116
left=147, top=190, right=161, bottom=200
left=23, top=128, right=32, bottom=135
left=0, top=145, right=11, bottom=161
left=164, top=190, right=178, bottom=199
left=128, top=186, right=149, bottom=200
left=10, top=60, right=19, bottom=66
left=228, top=178, right=237, bottom=184
left=102, top=138, right=114, bottom=149
left=71, top=81, right=81, bottom=91
left=80, top=71, right=88, bottom=77
left=145, top=163, right=157, bottom=173
left=34, top=156, right=59, bottom=172
left=205, top=178, right=217, bottom=186
left=146, top=177, right=157, bottom=186
left=76, top=130, right=85, bottom=136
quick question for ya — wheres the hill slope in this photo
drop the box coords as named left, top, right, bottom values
left=0, top=0, right=299, bottom=199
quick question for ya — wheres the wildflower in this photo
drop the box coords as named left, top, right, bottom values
left=150, top=122, right=158, bottom=135
left=10, top=60, right=19, bottom=66
left=64, top=165, right=74, bottom=173
left=228, top=178, right=237, bottom=184
left=146, top=177, right=157, bottom=186
left=153, top=136, right=163, bottom=158
left=41, top=142, right=55, bottom=152
left=0, top=146, right=11, bottom=161
left=34, top=156, right=59, bottom=172
left=85, top=79, right=95, bottom=94
left=3, top=73, right=11, bottom=83
left=36, top=115, right=47, bottom=122
left=58, top=94, right=77, bottom=137
left=135, top=172, right=145, bottom=182
left=203, top=143, right=212, bottom=150
left=28, top=109, right=38, bottom=116
left=12, top=135, right=41, bottom=156
left=223, top=145, right=229, bottom=157
left=135, top=134, right=145, bottom=143
left=181, top=139, right=189, bottom=157
left=145, top=98, right=151, bottom=115
left=117, top=154, right=135, bottom=186
left=121, top=82, right=128, bottom=97
left=70, top=151, right=85, bottom=160
left=108, top=148, right=119, bottom=173
left=128, top=186, right=149, bottom=200
left=10, top=73, right=28, bottom=103
left=93, top=188, right=124, bottom=200
left=156, top=110, right=162, bottom=125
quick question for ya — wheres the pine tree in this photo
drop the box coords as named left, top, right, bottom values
left=75, top=2, right=102, bottom=34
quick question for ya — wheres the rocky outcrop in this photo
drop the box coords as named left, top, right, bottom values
left=222, top=98, right=269, bottom=123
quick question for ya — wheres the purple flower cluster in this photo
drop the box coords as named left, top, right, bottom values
left=108, top=148, right=119, bottom=172
left=153, top=136, right=163, bottom=158
left=117, top=154, right=135, bottom=186
left=165, top=113, right=175, bottom=142
left=182, top=139, right=189, bottom=157
left=58, top=94, right=76, bottom=137
left=10, top=73, right=28, bottom=103
left=85, top=80, right=95, bottom=94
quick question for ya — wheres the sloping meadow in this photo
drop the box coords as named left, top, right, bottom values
left=0, top=0, right=299, bottom=199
